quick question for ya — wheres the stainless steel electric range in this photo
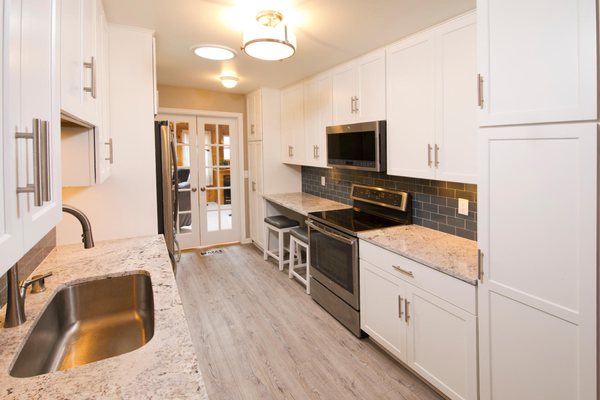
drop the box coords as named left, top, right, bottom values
left=307, top=184, right=412, bottom=337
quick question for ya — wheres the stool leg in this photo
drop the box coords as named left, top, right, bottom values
left=278, top=229, right=284, bottom=271
left=289, top=237, right=295, bottom=279
left=263, top=225, right=269, bottom=261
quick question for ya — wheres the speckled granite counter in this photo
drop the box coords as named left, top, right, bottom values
left=0, top=235, right=208, bottom=399
left=263, top=192, right=351, bottom=216
left=359, top=225, right=478, bottom=285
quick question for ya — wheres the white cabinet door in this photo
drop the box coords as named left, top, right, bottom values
left=61, top=0, right=99, bottom=125
left=406, top=284, right=478, bottom=400
left=436, top=15, right=477, bottom=184
left=386, top=32, right=435, bottom=179
left=247, top=90, right=262, bottom=141
left=477, top=0, right=596, bottom=126
left=247, top=141, right=264, bottom=247
left=360, top=260, right=407, bottom=362
left=0, top=0, right=23, bottom=273
left=356, top=49, right=386, bottom=122
left=478, top=123, right=597, bottom=400
left=303, top=73, right=332, bottom=167
left=332, top=62, right=355, bottom=125
left=20, top=0, right=61, bottom=250
left=280, top=83, right=304, bottom=164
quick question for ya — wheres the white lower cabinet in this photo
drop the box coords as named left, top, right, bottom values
left=360, top=241, right=477, bottom=400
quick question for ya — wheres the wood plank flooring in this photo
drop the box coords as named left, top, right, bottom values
left=176, top=244, right=443, bottom=400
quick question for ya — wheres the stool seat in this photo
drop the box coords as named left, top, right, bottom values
left=290, top=226, right=309, bottom=243
left=264, top=215, right=299, bottom=229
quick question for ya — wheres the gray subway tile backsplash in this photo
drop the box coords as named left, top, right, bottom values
left=302, top=166, right=477, bottom=241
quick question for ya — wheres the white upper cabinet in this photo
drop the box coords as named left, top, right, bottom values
left=0, top=0, right=61, bottom=275
left=478, top=123, right=597, bottom=400
left=280, top=83, right=305, bottom=164
left=61, top=0, right=99, bottom=125
left=303, top=73, right=332, bottom=167
left=332, top=49, right=386, bottom=124
left=387, top=12, right=477, bottom=184
left=477, top=0, right=597, bottom=126
left=95, top=0, right=112, bottom=184
left=246, top=89, right=263, bottom=141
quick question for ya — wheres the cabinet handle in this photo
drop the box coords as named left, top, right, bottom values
left=83, top=57, right=97, bottom=99
left=354, top=96, right=359, bottom=113
left=315, top=145, right=319, bottom=159
left=427, top=144, right=432, bottom=167
left=290, top=146, right=294, bottom=157
left=252, top=181, right=256, bottom=192
left=477, top=74, right=484, bottom=109
left=434, top=144, right=440, bottom=168
left=392, top=265, right=414, bottom=278
left=478, top=249, right=484, bottom=281
left=15, top=119, right=43, bottom=207
left=350, top=96, right=355, bottom=113
left=251, top=124, right=255, bottom=135
left=105, top=138, right=114, bottom=164
left=405, top=300, right=411, bottom=324
left=40, top=121, right=51, bottom=202
left=398, top=295, right=404, bottom=319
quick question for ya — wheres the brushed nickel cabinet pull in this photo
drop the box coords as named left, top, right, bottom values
left=83, top=57, right=97, bottom=99
left=251, top=124, right=255, bottom=135
left=477, top=74, right=484, bottom=109
left=478, top=249, right=484, bottom=281
left=252, top=181, right=256, bottom=192
left=405, top=300, right=411, bottom=324
left=398, top=295, right=404, bottom=319
left=105, top=138, right=114, bottom=164
left=16, top=119, right=43, bottom=206
left=392, top=265, right=414, bottom=278
left=427, top=144, right=432, bottom=167
left=434, top=144, right=440, bottom=168
left=354, top=96, right=359, bottom=113
left=40, top=120, right=51, bottom=202
left=315, top=145, right=319, bottom=159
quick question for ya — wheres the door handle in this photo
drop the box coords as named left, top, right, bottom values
left=191, top=187, right=197, bottom=192
left=200, top=187, right=206, bottom=192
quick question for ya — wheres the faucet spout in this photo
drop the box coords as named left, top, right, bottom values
left=62, top=205, right=94, bottom=249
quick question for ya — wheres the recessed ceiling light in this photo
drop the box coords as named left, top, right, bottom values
left=220, top=76, right=239, bottom=89
left=192, top=45, right=237, bottom=61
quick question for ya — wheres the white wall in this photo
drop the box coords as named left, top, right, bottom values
left=57, top=25, right=157, bottom=245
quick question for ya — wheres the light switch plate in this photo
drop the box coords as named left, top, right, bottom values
left=458, top=198, right=469, bottom=216
left=321, top=176, right=326, bottom=186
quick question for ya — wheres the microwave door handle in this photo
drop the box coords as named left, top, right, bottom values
left=307, top=221, right=356, bottom=245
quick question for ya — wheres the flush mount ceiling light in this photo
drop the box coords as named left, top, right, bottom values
left=220, top=75, right=239, bottom=89
left=242, top=10, right=296, bottom=61
left=192, top=45, right=237, bottom=61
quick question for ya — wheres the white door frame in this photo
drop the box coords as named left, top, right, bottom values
left=158, top=107, right=246, bottom=246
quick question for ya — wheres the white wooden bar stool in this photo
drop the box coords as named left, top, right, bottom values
left=288, top=227, right=310, bottom=294
left=263, top=215, right=299, bottom=271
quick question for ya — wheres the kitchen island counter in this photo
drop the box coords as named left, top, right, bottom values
left=0, top=235, right=207, bottom=399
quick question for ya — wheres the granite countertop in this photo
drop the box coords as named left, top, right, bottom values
left=359, top=225, right=478, bottom=285
left=263, top=192, right=351, bottom=216
left=0, top=235, right=208, bottom=399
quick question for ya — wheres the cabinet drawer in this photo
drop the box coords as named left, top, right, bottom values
left=359, top=240, right=476, bottom=314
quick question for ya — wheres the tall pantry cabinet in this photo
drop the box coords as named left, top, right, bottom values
left=0, top=0, right=62, bottom=275
left=476, top=0, right=598, bottom=399
left=246, top=89, right=300, bottom=248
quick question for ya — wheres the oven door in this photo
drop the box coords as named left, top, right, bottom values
left=307, top=220, right=359, bottom=309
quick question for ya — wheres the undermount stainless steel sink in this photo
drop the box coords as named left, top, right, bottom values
left=10, top=273, right=155, bottom=378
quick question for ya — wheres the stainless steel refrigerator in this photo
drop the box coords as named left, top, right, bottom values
left=154, top=121, right=180, bottom=268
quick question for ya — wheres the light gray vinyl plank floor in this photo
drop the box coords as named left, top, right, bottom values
left=176, top=244, right=443, bottom=400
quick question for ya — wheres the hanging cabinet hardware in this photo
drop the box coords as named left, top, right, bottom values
left=392, top=265, right=414, bottom=278
left=105, top=138, right=114, bottom=164
left=405, top=300, right=411, bottom=324
left=477, top=74, right=484, bottom=109
left=250, top=124, right=255, bottom=135
left=478, top=249, right=484, bottom=281
left=427, top=144, right=433, bottom=167
left=434, top=144, right=440, bottom=168
left=83, top=57, right=97, bottom=99
left=40, top=121, right=51, bottom=202
left=354, top=96, right=359, bottom=113
left=398, top=295, right=404, bottom=319
left=16, top=119, right=46, bottom=207
left=315, top=145, right=319, bottom=159
left=350, top=96, right=355, bottom=113
left=252, top=181, right=256, bottom=192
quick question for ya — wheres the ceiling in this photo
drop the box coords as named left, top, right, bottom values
left=102, top=0, right=475, bottom=95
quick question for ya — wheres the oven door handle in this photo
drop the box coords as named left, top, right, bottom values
left=307, top=220, right=357, bottom=245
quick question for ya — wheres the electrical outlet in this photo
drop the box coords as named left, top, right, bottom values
left=321, top=176, right=326, bottom=186
left=458, top=198, right=469, bottom=216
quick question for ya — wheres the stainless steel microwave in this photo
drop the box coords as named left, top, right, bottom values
left=326, top=121, right=386, bottom=172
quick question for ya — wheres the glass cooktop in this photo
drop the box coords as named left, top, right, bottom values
left=308, top=207, right=410, bottom=235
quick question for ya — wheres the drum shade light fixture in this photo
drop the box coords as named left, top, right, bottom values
left=242, top=10, right=296, bottom=61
